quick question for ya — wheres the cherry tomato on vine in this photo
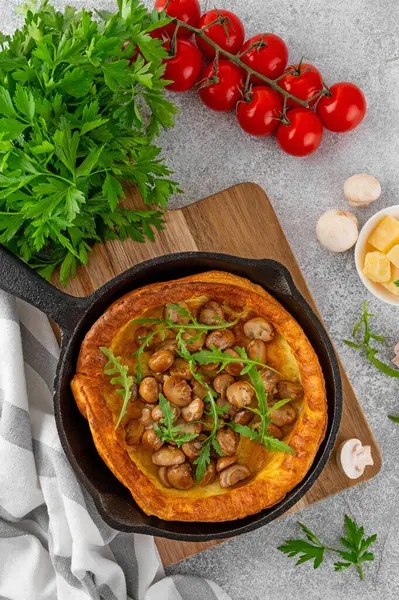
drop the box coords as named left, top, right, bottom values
left=154, top=0, right=201, bottom=39
left=276, top=109, right=323, bottom=157
left=195, top=9, right=245, bottom=59
left=199, top=60, right=244, bottom=112
left=237, top=86, right=282, bottom=137
left=240, top=33, right=288, bottom=83
left=162, top=39, right=203, bottom=92
left=316, top=82, right=366, bottom=132
left=278, top=63, right=323, bottom=108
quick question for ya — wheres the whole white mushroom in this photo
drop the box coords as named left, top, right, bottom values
left=316, top=209, right=359, bottom=252
left=344, top=174, right=381, bottom=207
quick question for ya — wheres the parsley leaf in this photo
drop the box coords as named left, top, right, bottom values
left=0, top=1, right=179, bottom=285
left=344, top=302, right=399, bottom=378
left=278, top=515, right=377, bottom=580
left=100, top=346, right=134, bottom=429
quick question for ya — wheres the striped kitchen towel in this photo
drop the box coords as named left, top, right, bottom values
left=0, top=290, right=230, bottom=600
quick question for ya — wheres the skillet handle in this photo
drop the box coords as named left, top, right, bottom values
left=0, top=246, right=88, bottom=334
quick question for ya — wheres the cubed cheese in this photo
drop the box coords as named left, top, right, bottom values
left=382, top=266, right=399, bottom=296
left=387, top=244, right=399, bottom=269
left=368, top=216, right=399, bottom=253
left=363, top=251, right=391, bottom=283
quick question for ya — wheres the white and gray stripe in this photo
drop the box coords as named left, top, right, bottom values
left=0, top=289, right=230, bottom=600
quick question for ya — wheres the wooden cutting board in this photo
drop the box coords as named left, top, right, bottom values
left=56, top=182, right=381, bottom=567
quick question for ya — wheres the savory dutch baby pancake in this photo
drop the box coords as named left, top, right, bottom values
left=71, top=271, right=327, bottom=522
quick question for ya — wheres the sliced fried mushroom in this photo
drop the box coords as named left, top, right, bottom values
left=216, top=427, right=238, bottom=456
left=216, top=455, right=238, bottom=472
left=205, top=329, right=235, bottom=350
left=182, top=329, right=206, bottom=351
left=219, top=464, right=251, bottom=488
left=277, top=381, right=304, bottom=402
left=152, top=446, right=185, bottom=466
left=175, top=417, right=202, bottom=435
left=141, top=428, right=163, bottom=451
left=267, top=423, right=283, bottom=439
left=213, top=373, right=235, bottom=399
left=163, top=376, right=192, bottom=407
left=139, top=377, right=159, bottom=404
left=260, top=369, right=280, bottom=394
left=202, top=412, right=225, bottom=432
left=224, top=349, right=244, bottom=376
left=164, top=302, right=190, bottom=325
left=199, top=460, right=217, bottom=486
left=269, top=400, right=297, bottom=427
left=156, top=339, right=178, bottom=355
left=140, top=407, right=154, bottom=429
left=216, top=397, right=239, bottom=419
left=244, top=317, right=275, bottom=342
left=148, top=349, right=174, bottom=373
left=170, top=358, right=192, bottom=380
left=182, top=439, right=202, bottom=460
left=226, top=381, right=255, bottom=408
left=182, top=398, right=204, bottom=422
left=151, top=404, right=163, bottom=421
left=200, top=361, right=221, bottom=373
left=191, top=378, right=209, bottom=400
left=247, top=339, right=267, bottom=364
left=125, top=420, right=145, bottom=445
left=167, top=463, right=194, bottom=490
left=199, top=301, right=224, bottom=325
left=234, top=410, right=253, bottom=426
left=158, top=466, right=171, bottom=488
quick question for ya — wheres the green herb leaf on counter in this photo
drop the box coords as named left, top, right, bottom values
left=0, top=0, right=179, bottom=285
left=100, top=346, right=134, bottom=429
left=278, top=515, right=376, bottom=580
left=153, top=394, right=199, bottom=447
left=388, top=415, right=399, bottom=423
left=344, top=302, right=399, bottom=378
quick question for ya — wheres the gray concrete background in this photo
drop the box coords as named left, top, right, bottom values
left=2, top=0, right=399, bottom=598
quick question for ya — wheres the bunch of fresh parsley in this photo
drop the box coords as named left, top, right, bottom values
left=278, top=515, right=377, bottom=580
left=0, top=0, right=179, bottom=284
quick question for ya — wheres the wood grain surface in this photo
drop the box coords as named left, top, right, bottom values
left=55, top=182, right=381, bottom=568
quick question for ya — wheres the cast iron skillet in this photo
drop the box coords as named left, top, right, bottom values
left=0, top=248, right=342, bottom=541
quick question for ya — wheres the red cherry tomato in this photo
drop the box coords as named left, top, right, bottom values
left=276, top=109, right=323, bottom=157
left=154, top=0, right=201, bottom=39
left=278, top=63, right=323, bottom=108
left=199, top=60, right=244, bottom=112
left=163, top=39, right=203, bottom=92
left=237, top=86, right=282, bottom=137
left=240, top=33, right=288, bottom=83
left=316, top=82, right=366, bottom=132
left=195, top=9, right=245, bottom=59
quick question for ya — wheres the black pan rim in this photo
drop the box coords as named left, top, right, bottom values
left=54, top=251, right=342, bottom=541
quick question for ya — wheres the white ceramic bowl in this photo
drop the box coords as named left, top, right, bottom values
left=355, top=204, right=399, bottom=306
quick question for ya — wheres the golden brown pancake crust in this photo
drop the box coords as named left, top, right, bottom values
left=71, top=271, right=327, bottom=522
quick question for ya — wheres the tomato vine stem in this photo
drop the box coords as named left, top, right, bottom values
left=169, top=16, right=325, bottom=108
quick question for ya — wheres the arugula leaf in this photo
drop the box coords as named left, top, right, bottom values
left=0, top=1, right=179, bottom=285
left=278, top=516, right=376, bottom=580
left=394, top=280, right=399, bottom=287
left=153, top=394, right=199, bottom=447
left=100, top=346, right=134, bottom=429
left=388, top=415, right=399, bottom=423
left=192, top=345, right=278, bottom=374
left=344, top=302, right=399, bottom=378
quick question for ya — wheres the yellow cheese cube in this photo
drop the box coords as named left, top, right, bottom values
left=382, top=266, right=399, bottom=296
left=387, top=244, right=399, bottom=269
left=368, top=216, right=399, bottom=253
left=363, top=251, right=391, bottom=283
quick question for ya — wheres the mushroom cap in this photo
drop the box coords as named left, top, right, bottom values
left=316, top=209, right=358, bottom=252
left=344, top=174, right=381, bottom=207
left=337, top=438, right=374, bottom=479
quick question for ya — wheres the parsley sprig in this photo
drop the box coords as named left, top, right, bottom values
left=229, top=366, right=295, bottom=454
left=0, top=0, right=179, bottom=285
left=153, top=394, right=199, bottom=447
left=344, top=302, right=399, bottom=378
left=100, top=346, right=134, bottom=429
left=278, top=515, right=377, bottom=580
